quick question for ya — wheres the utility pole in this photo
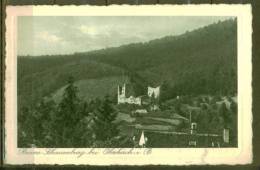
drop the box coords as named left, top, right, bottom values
left=189, top=110, right=192, bottom=123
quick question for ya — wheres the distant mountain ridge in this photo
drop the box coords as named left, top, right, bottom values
left=18, top=19, right=237, bottom=108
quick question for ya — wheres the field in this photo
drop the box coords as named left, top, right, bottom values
left=52, top=76, right=129, bottom=103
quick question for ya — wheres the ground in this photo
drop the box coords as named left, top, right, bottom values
left=114, top=95, right=237, bottom=148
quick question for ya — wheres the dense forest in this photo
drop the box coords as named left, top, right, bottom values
left=18, top=19, right=237, bottom=147
left=19, top=77, right=122, bottom=147
left=18, top=19, right=237, bottom=107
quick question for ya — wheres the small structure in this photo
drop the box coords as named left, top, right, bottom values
left=117, top=83, right=161, bottom=109
left=139, top=131, right=146, bottom=147
left=223, top=128, right=230, bottom=144
left=148, top=86, right=160, bottom=99
left=190, top=122, right=197, bottom=135
left=188, top=140, right=197, bottom=147
left=150, top=104, right=160, bottom=111
left=133, top=109, right=148, bottom=114
left=118, top=84, right=142, bottom=105
left=117, top=83, right=162, bottom=114
left=147, top=86, right=160, bottom=111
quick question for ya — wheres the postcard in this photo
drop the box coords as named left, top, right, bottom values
left=4, top=5, right=252, bottom=165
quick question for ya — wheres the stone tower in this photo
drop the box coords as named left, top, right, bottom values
left=118, top=84, right=126, bottom=104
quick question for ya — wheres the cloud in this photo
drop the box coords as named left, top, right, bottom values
left=37, top=31, right=61, bottom=43
left=78, top=25, right=99, bottom=36
left=78, top=25, right=112, bottom=37
left=18, top=16, right=233, bottom=56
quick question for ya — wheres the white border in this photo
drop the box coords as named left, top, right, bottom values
left=5, top=5, right=252, bottom=165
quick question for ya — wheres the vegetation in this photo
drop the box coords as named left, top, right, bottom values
left=18, top=19, right=238, bottom=147
left=93, top=95, right=119, bottom=141
left=18, top=19, right=237, bottom=108
left=18, top=77, right=119, bottom=147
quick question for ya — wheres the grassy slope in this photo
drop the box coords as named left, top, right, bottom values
left=52, top=76, right=129, bottom=103
left=18, top=59, right=125, bottom=108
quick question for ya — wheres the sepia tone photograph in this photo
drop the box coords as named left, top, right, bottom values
left=17, top=16, right=238, bottom=148
left=4, top=5, right=252, bottom=165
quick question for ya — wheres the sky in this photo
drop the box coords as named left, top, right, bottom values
left=17, top=16, right=233, bottom=56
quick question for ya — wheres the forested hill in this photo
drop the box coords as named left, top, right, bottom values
left=18, top=19, right=237, bottom=107
left=84, top=19, right=237, bottom=93
left=85, top=19, right=236, bottom=72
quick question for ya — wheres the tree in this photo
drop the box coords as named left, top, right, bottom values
left=38, top=98, right=57, bottom=147
left=72, top=113, right=96, bottom=147
left=18, top=98, right=57, bottom=147
left=160, top=80, right=174, bottom=102
left=229, top=100, right=238, bottom=145
left=18, top=106, right=31, bottom=147
left=93, top=95, right=119, bottom=142
left=219, top=103, right=231, bottom=129
left=56, top=76, right=81, bottom=146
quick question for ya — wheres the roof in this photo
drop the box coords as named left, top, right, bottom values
left=172, top=113, right=189, bottom=121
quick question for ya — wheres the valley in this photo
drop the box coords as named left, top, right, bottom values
left=17, top=19, right=237, bottom=148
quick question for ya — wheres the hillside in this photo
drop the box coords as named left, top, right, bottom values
left=18, top=59, right=125, bottom=109
left=18, top=19, right=237, bottom=108
left=84, top=19, right=237, bottom=94
left=52, top=76, right=130, bottom=103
